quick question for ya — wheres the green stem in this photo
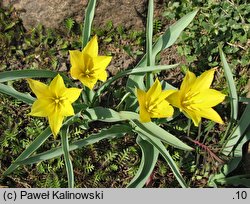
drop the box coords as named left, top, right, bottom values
left=146, top=0, right=155, bottom=89
left=145, top=0, right=154, bottom=90
left=187, top=119, right=191, bottom=137
left=61, top=126, right=74, bottom=188
left=82, top=0, right=97, bottom=49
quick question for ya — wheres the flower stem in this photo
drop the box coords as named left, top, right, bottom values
left=145, top=0, right=154, bottom=90
left=61, top=126, right=74, bottom=188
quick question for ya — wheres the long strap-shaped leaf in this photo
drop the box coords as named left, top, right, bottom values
left=219, top=47, right=239, bottom=151
left=119, top=111, right=193, bottom=151
left=84, top=108, right=192, bottom=151
left=14, top=124, right=132, bottom=166
left=133, top=120, right=193, bottom=151
left=219, top=47, right=238, bottom=121
left=61, top=126, right=74, bottom=188
left=0, top=70, right=56, bottom=82
left=224, top=128, right=250, bottom=176
left=133, top=123, right=188, bottom=188
left=127, top=136, right=159, bottom=188
left=0, top=70, right=73, bottom=85
left=3, top=127, right=51, bottom=176
left=145, top=0, right=154, bottom=89
left=222, top=103, right=250, bottom=156
left=0, top=83, right=35, bottom=104
left=214, top=174, right=250, bottom=187
left=82, top=0, right=97, bottom=48
left=210, top=101, right=250, bottom=184
left=126, top=10, right=198, bottom=109
left=138, top=9, right=199, bottom=68
left=3, top=113, right=82, bottom=176
left=93, top=64, right=179, bottom=104
left=209, top=127, right=250, bottom=186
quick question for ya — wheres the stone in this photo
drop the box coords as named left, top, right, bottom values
left=1, top=0, right=148, bottom=30
left=1, top=0, right=88, bottom=30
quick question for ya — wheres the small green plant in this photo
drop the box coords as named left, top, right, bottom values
left=65, top=18, right=75, bottom=35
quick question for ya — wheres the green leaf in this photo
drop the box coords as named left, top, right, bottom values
left=150, top=9, right=199, bottom=64
left=220, top=108, right=250, bottom=176
left=84, top=109, right=192, bottom=151
left=72, top=103, right=89, bottom=113
left=84, top=107, right=125, bottom=122
left=61, top=126, right=74, bottom=188
left=222, top=103, right=250, bottom=156
left=119, top=111, right=193, bottom=151
left=139, top=9, right=198, bottom=68
left=15, top=124, right=132, bottom=165
left=208, top=126, right=250, bottom=187
left=146, top=0, right=154, bottom=67
left=134, top=120, right=193, bottom=151
left=126, top=9, right=198, bottom=109
left=0, top=70, right=74, bottom=85
left=0, top=70, right=56, bottom=83
left=134, top=125, right=188, bottom=188
left=0, top=83, right=35, bottom=104
left=127, top=136, right=159, bottom=188
left=4, top=21, right=18, bottom=31
left=3, top=127, right=52, bottom=176
left=82, top=0, right=97, bottom=48
left=3, top=112, right=83, bottom=175
left=94, top=64, right=179, bottom=103
left=145, top=0, right=154, bottom=89
left=239, top=97, right=250, bottom=103
left=219, top=47, right=239, bottom=148
left=209, top=174, right=250, bottom=187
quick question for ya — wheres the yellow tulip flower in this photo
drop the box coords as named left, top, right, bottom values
left=27, top=74, right=82, bottom=138
left=69, top=35, right=112, bottom=89
left=167, top=69, right=226, bottom=126
left=137, top=78, right=175, bottom=122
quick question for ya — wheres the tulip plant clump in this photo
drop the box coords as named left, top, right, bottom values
left=0, top=0, right=248, bottom=188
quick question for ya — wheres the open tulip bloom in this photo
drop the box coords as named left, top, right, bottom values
left=69, top=35, right=112, bottom=90
left=167, top=69, right=226, bottom=126
left=137, top=78, right=176, bottom=122
left=27, top=74, right=82, bottom=138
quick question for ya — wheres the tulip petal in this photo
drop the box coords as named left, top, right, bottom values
left=82, top=54, right=94, bottom=70
left=49, top=75, right=66, bottom=97
left=192, top=89, right=226, bottom=108
left=180, top=70, right=196, bottom=94
left=79, top=76, right=97, bottom=90
left=183, top=108, right=201, bottom=126
left=137, top=88, right=151, bottom=122
left=151, top=100, right=174, bottom=118
left=58, top=100, right=75, bottom=116
left=158, top=90, right=177, bottom=102
left=191, top=68, right=215, bottom=91
left=48, top=113, right=64, bottom=138
left=27, top=78, right=50, bottom=98
left=97, top=70, right=108, bottom=82
left=198, top=107, right=224, bottom=124
left=63, top=88, right=82, bottom=103
left=167, top=91, right=182, bottom=109
left=92, top=56, right=112, bottom=71
left=29, top=99, right=54, bottom=117
left=83, top=35, right=98, bottom=58
left=70, top=65, right=84, bottom=80
left=147, top=78, right=162, bottom=104
left=69, top=50, right=85, bottom=72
